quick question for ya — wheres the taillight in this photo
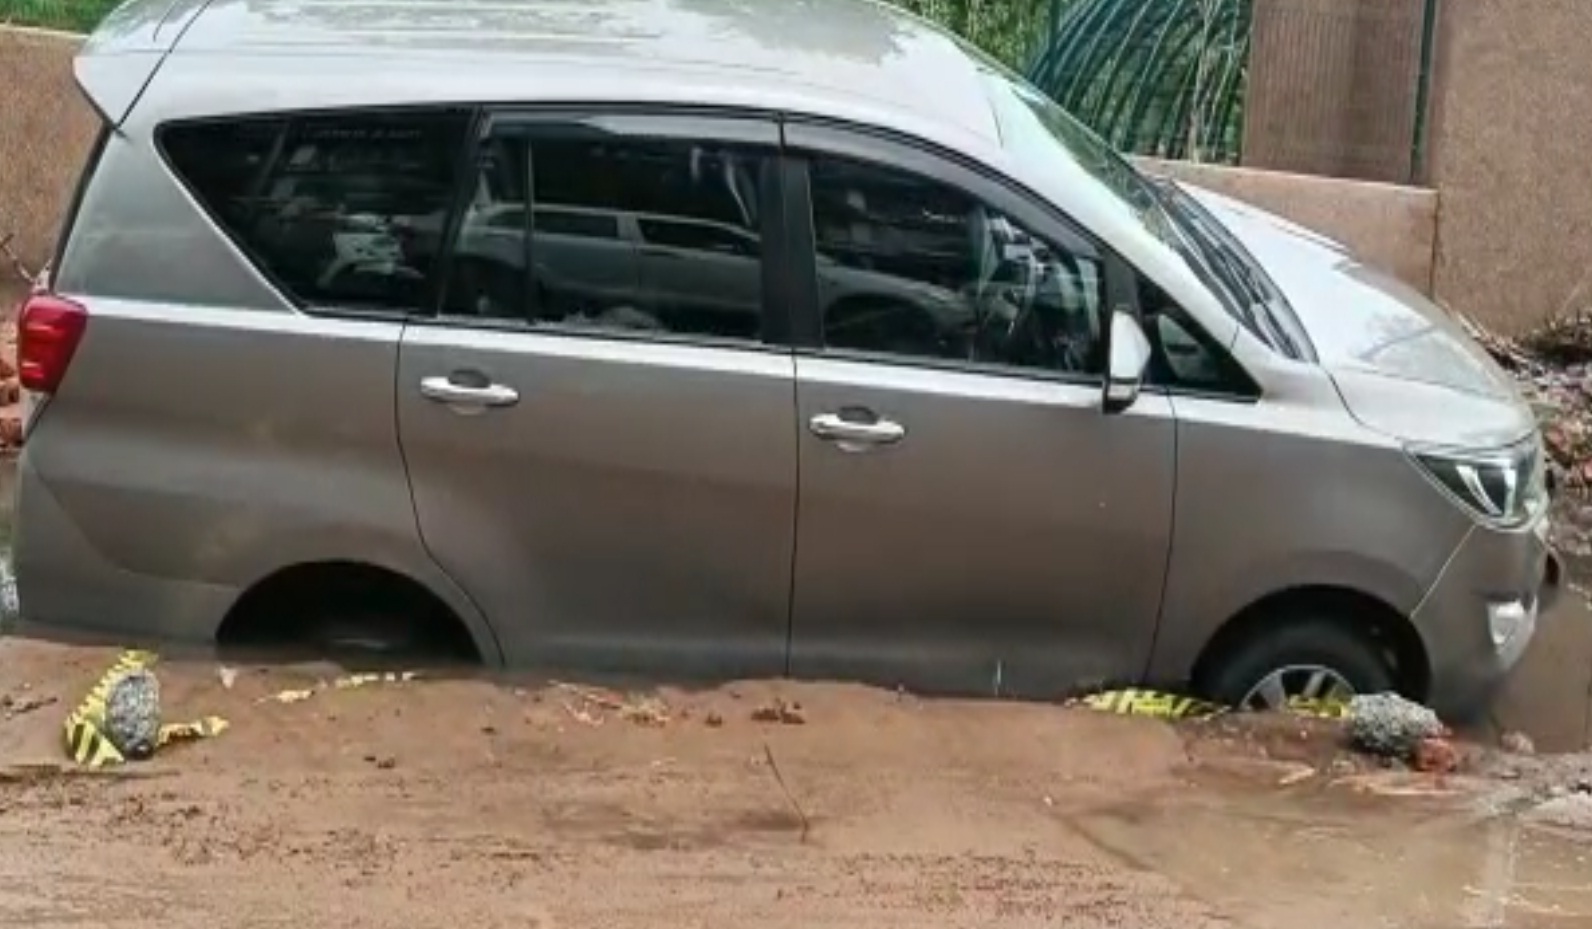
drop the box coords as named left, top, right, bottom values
left=17, top=294, right=88, bottom=394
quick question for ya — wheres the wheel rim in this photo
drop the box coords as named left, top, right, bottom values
left=1239, top=664, right=1355, bottom=712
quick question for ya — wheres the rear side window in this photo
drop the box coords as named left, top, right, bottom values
left=161, top=109, right=473, bottom=313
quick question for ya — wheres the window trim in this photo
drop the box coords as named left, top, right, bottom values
left=418, top=106, right=793, bottom=350
left=781, top=118, right=1112, bottom=386
left=155, top=103, right=482, bottom=323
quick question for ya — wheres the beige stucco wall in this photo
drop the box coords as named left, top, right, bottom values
left=1424, top=0, right=1592, bottom=334
left=0, top=27, right=94, bottom=284
left=1136, top=157, right=1438, bottom=295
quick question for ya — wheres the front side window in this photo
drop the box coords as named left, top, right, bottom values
left=161, top=109, right=472, bottom=313
left=807, top=155, right=1105, bottom=377
left=1138, top=275, right=1258, bottom=397
left=443, top=131, right=773, bottom=344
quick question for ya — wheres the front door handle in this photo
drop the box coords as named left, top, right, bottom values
left=419, top=376, right=520, bottom=408
left=809, top=412, right=906, bottom=448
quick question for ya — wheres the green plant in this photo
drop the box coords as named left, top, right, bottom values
left=1028, top=0, right=1250, bottom=163
left=0, top=0, right=123, bottom=32
left=893, top=0, right=1054, bottom=69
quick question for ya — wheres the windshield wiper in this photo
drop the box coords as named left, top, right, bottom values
left=1154, top=181, right=1301, bottom=357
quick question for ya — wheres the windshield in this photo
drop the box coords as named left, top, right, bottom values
left=983, top=69, right=1300, bottom=353
left=981, top=69, right=1177, bottom=247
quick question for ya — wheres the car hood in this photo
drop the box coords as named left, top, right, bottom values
left=1179, top=185, right=1535, bottom=447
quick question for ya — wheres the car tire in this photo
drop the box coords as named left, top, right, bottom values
left=1197, top=617, right=1398, bottom=710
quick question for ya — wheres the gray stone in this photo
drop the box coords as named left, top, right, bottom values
left=104, top=669, right=161, bottom=760
left=1346, top=693, right=1445, bottom=759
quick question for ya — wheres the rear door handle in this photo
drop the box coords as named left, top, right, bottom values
left=809, top=412, right=906, bottom=448
left=419, top=376, right=520, bottom=408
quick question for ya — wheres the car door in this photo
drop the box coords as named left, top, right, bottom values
left=782, top=124, right=1177, bottom=697
left=397, top=111, right=796, bottom=678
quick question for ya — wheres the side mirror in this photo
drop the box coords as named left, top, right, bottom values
left=1103, top=309, right=1152, bottom=413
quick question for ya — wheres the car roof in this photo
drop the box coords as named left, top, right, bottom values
left=86, top=0, right=1002, bottom=150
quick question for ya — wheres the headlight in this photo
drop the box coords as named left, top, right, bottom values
left=1410, top=437, right=1546, bottom=527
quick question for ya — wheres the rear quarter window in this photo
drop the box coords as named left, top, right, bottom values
left=159, top=108, right=474, bottom=314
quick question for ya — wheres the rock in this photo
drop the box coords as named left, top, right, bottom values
left=0, top=413, right=21, bottom=449
left=704, top=711, right=724, bottom=728
left=1412, top=737, right=1459, bottom=774
left=0, top=354, right=14, bottom=380
left=1500, top=731, right=1536, bottom=755
left=1347, top=693, right=1445, bottom=760
left=0, top=378, right=18, bottom=405
left=104, top=670, right=161, bottom=760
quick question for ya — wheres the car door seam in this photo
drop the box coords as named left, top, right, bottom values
left=392, top=319, right=508, bottom=665
left=1140, top=393, right=1182, bottom=686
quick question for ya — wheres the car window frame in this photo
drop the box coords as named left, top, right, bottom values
left=419, top=106, right=794, bottom=351
left=155, top=103, right=484, bottom=323
left=781, top=118, right=1115, bottom=387
left=781, top=118, right=1260, bottom=400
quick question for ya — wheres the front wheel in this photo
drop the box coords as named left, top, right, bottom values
left=1197, top=618, right=1397, bottom=711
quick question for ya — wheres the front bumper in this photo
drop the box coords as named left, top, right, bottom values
left=1411, top=510, right=1561, bottom=722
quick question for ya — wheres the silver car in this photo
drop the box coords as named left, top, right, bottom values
left=14, top=0, right=1559, bottom=720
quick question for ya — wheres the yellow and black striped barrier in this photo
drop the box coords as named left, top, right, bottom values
left=63, top=650, right=229, bottom=768
left=1070, top=687, right=1351, bottom=720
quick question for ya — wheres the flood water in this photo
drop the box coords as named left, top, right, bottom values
left=1077, top=774, right=1592, bottom=928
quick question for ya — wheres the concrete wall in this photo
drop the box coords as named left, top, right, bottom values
left=0, top=25, right=1436, bottom=313
left=1242, top=0, right=1430, bottom=185
left=1137, top=157, right=1437, bottom=296
left=1424, top=0, right=1592, bottom=335
left=0, top=27, right=94, bottom=286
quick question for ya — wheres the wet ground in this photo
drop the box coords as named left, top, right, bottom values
left=0, top=462, right=1589, bottom=927
left=0, top=640, right=1589, bottom=929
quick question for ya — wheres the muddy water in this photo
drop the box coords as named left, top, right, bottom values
left=1083, top=775, right=1592, bottom=928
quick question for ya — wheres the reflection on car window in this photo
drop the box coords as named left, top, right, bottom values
left=161, top=109, right=472, bottom=312
left=443, top=132, right=772, bottom=343
left=535, top=209, right=621, bottom=240
left=638, top=219, right=760, bottom=258
left=807, top=156, right=1105, bottom=377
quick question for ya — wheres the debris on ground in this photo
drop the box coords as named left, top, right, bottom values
left=751, top=698, right=806, bottom=725
left=1459, top=309, right=1592, bottom=494
left=1500, top=730, right=1536, bottom=755
left=1345, top=693, right=1446, bottom=760
left=1074, top=688, right=1223, bottom=719
left=1073, top=687, right=1351, bottom=720
left=259, top=671, right=419, bottom=705
left=63, top=650, right=227, bottom=767
left=551, top=680, right=672, bottom=727
left=1, top=691, right=56, bottom=718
